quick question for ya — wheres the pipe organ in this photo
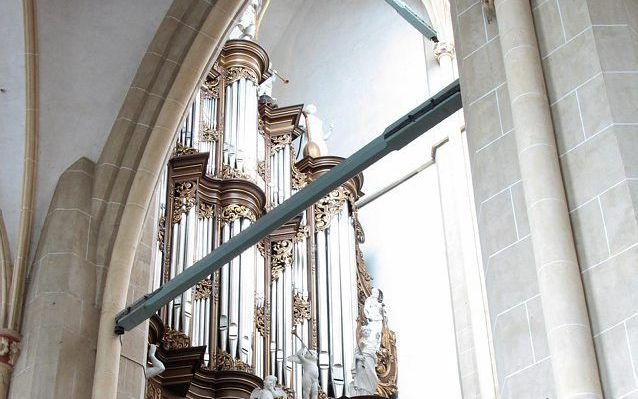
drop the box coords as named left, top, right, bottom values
left=148, top=39, right=398, bottom=399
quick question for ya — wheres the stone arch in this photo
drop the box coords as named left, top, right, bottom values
left=86, top=1, right=248, bottom=397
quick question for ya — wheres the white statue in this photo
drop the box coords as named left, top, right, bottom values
left=144, top=344, right=166, bottom=379
left=350, top=325, right=379, bottom=396
left=287, top=344, right=319, bottom=399
left=237, top=0, right=260, bottom=40
left=250, top=375, right=286, bottom=399
left=363, top=288, right=384, bottom=349
left=301, top=104, right=332, bottom=158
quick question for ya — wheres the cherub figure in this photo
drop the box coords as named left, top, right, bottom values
left=287, top=345, right=319, bottom=399
left=250, top=375, right=286, bottom=399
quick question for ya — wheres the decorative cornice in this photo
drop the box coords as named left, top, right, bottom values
left=219, top=39, right=270, bottom=84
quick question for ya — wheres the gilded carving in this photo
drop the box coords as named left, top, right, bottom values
left=203, top=75, right=221, bottom=98
left=271, top=240, right=293, bottom=281
left=375, top=324, right=399, bottom=397
left=0, top=334, right=20, bottom=367
left=197, top=202, right=215, bottom=219
left=220, top=203, right=256, bottom=223
left=157, top=215, right=166, bottom=251
left=213, top=271, right=220, bottom=302
left=270, top=134, right=292, bottom=154
left=292, top=292, right=311, bottom=327
left=293, top=225, right=309, bottom=243
left=212, top=351, right=254, bottom=373
left=356, top=243, right=373, bottom=321
left=162, top=328, right=191, bottom=350
left=200, top=128, right=222, bottom=143
left=349, top=197, right=366, bottom=244
left=174, top=141, right=198, bottom=157
left=220, top=164, right=253, bottom=182
left=172, top=182, right=196, bottom=224
left=145, top=379, right=162, bottom=399
left=291, top=163, right=309, bottom=190
left=257, top=160, right=266, bottom=179
left=193, top=278, right=213, bottom=300
left=314, top=186, right=349, bottom=231
left=226, top=66, right=258, bottom=84
left=257, top=240, right=267, bottom=258
left=255, top=305, right=265, bottom=336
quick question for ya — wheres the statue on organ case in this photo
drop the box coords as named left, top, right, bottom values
left=250, top=375, right=286, bottom=399
left=350, top=325, right=379, bottom=396
left=287, top=342, right=319, bottom=399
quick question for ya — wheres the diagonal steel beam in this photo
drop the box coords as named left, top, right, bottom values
left=384, top=0, right=438, bottom=41
left=114, top=80, right=462, bottom=334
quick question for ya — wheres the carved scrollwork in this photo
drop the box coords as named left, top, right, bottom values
left=174, top=141, right=198, bottom=157
left=256, top=240, right=267, bottom=258
left=314, top=186, right=349, bottom=231
left=293, top=225, right=309, bottom=243
left=271, top=240, right=293, bottom=281
left=270, top=134, right=292, bottom=154
left=226, top=66, right=258, bottom=84
left=212, top=351, right=254, bottom=373
left=193, top=278, right=213, bottom=300
left=172, top=182, right=196, bottom=224
left=376, top=323, right=399, bottom=397
left=220, top=164, right=253, bottom=182
left=203, top=75, right=221, bottom=98
left=255, top=304, right=266, bottom=336
left=291, top=163, right=309, bottom=190
left=292, top=292, right=311, bottom=327
left=162, top=328, right=191, bottom=350
left=213, top=271, right=220, bottom=302
left=220, top=203, right=256, bottom=223
left=145, top=379, right=162, bottom=399
left=197, top=202, right=215, bottom=219
left=349, top=197, right=366, bottom=244
left=257, top=160, right=266, bottom=179
left=200, top=128, right=222, bottom=143
left=157, top=215, right=166, bottom=251
left=356, top=243, right=373, bottom=321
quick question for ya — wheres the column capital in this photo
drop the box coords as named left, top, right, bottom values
left=0, top=329, right=21, bottom=368
left=434, top=41, right=455, bottom=63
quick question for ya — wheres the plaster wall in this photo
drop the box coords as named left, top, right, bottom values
left=0, top=0, right=26, bottom=255
left=450, top=0, right=638, bottom=396
left=32, top=0, right=172, bottom=259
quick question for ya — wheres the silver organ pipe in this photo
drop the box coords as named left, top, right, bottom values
left=151, top=40, right=394, bottom=399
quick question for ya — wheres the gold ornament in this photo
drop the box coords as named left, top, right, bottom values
left=255, top=305, right=266, bottom=336
left=193, top=278, right=213, bottom=300
left=162, top=328, right=191, bottom=350
left=197, top=202, right=215, bottom=219
left=270, top=134, right=292, bottom=154
left=220, top=164, right=253, bottom=182
left=376, top=324, right=399, bottom=397
left=292, top=293, right=311, bottom=327
left=200, top=128, right=222, bottom=142
left=157, top=215, right=166, bottom=251
left=226, top=66, right=258, bottom=84
left=212, top=351, right=254, bottom=373
left=172, top=181, right=196, bottom=224
left=220, top=204, right=256, bottom=223
left=271, top=240, right=293, bottom=281
left=145, top=380, right=162, bottom=399
left=314, top=186, right=349, bottom=231
left=174, top=141, right=198, bottom=157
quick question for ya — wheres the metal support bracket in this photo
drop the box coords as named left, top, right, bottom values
left=384, top=0, right=438, bottom=41
left=114, top=80, right=462, bottom=333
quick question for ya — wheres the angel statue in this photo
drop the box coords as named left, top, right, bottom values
left=287, top=340, right=319, bottom=399
left=350, top=325, right=379, bottom=396
left=363, top=288, right=385, bottom=350
left=301, top=104, right=332, bottom=158
left=144, top=344, right=166, bottom=379
left=250, top=375, right=286, bottom=399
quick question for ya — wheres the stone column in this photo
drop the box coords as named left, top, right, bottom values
left=494, top=0, right=602, bottom=397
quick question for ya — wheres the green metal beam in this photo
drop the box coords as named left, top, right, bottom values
left=384, top=0, right=438, bottom=41
left=114, top=80, right=462, bottom=334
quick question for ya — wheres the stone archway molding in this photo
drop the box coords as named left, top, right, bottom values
left=90, top=1, right=248, bottom=398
